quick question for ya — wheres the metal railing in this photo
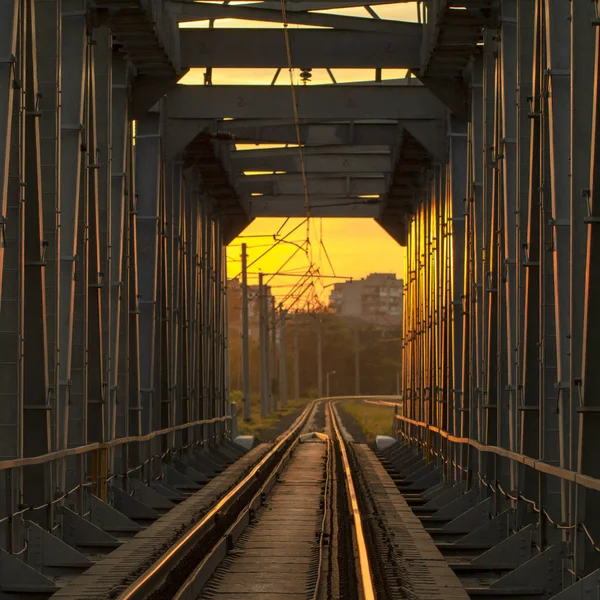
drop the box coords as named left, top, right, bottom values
left=1, top=415, right=233, bottom=555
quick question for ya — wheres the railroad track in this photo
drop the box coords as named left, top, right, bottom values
left=113, top=399, right=379, bottom=600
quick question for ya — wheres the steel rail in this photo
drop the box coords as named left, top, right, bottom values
left=329, top=402, right=376, bottom=600
left=173, top=418, right=331, bottom=600
left=117, top=400, right=317, bottom=600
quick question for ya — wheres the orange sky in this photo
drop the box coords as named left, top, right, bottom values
left=226, top=218, right=406, bottom=307
left=180, top=2, right=417, bottom=306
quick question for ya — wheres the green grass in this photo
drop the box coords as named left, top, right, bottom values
left=337, top=399, right=395, bottom=444
left=236, top=394, right=312, bottom=439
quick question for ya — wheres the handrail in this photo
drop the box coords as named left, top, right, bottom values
left=392, top=413, right=600, bottom=493
left=0, top=415, right=231, bottom=471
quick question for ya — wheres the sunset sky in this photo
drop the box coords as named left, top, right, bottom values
left=180, top=2, right=417, bottom=306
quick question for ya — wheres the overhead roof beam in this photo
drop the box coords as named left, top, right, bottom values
left=230, top=152, right=393, bottom=173
left=169, top=1, right=421, bottom=36
left=248, top=197, right=382, bottom=218
left=164, top=84, right=448, bottom=120
left=254, top=0, right=415, bottom=12
left=236, top=175, right=388, bottom=195
left=179, top=29, right=420, bottom=69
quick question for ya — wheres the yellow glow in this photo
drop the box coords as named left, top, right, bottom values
left=183, top=3, right=415, bottom=303
left=243, top=170, right=286, bottom=176
left=226, top=218, right=405, bottom=305
left=358, top=194, right=380, bottom=199
left=235, top=143, right=300, bottom=151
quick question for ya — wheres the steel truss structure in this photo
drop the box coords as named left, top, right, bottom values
left=1, top=0, right=600, bottom=597
left=400, top=0, right=600, bottom=594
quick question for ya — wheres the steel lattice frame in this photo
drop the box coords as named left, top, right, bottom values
left=1, top=0, right=600, bottom=595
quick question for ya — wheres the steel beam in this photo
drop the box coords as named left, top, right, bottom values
left=170, top=1, right=420, bottom=36
left=163, top=84, right=447, bottom=120
left=59, top=2, right=87, bottom=460
left=179, top=28, right=420, bottom=69
left=248, top=197, right=381, bottom=217
left=235, top=174, right=387, bottom=196
left=135, top=113, right=162, bottom=436
left=230, top=149, right=392, bottom=174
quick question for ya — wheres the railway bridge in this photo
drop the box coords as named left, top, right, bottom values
left=1, top=0, right=600, bottom=598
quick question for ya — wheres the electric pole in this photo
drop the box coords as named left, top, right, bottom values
left=241, top=244, right=251, bottom=421
left=259, top=272, right=268, bottom=418
left=354, top=327, right=360, bottom=395
left=279, top=307, right=287, bottom=406
left=317, top=318, right=323, bottom=398
left=270, top=296, right=277, bottom=411
left=294, top=328, right=300, bottom=402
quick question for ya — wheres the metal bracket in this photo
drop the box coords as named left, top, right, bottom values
left=90, top=495, right=141, bottom=534
left=471, top=523, right=534, bottom=569
left=58, top=505, right=120, bottom=549
left=112, top=487, right=160, bottom=521
left=490, top=541, right=565, bottom=596
left=25, top=520, right=91, bottom=573
left=456, top=508, right=512, bottom=547
left=442, top=497, right=492, bottom=533
left=550, top=568, right=600, bottom=600
left=433, top=487, right=478, bottom=519
left=0, top=549, right=57, bottom=595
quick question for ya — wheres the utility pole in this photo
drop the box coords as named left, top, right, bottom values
left=354, top=327, right=360, bottom=395
left=326, top=370, right=336, bottom=397
left=259, top=272, right=268, bottom=418
left=241, top=244, right=251, bottom=421
left=279, top=307, right=287, bottom=406
left=317, top=318, right=323, bottom=397
left=294, top=328, right=300, bottom=402
left=270, top=296, right=277, bottom=411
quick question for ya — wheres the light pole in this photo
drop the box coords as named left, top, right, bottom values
left=326, top=370, right=336, bottom=397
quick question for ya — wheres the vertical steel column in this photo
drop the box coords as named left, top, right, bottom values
left=521, top=0, right=542, bottom=509
left=0, top=1, right=25, bottom=548
left=500, top=0, right=519, bottom=493
left=569, top=0, right=595, bottom=578
left=58, top=0, right=87, bottom=465
left=35, top=0, right=61, bottom=453
left=109, top=54, right=128, bottom=442
left=86, top=31, right=105, bottom=445
left=578, top=7, right=600, bottom=575
left=515, top=0, right=534, bottom=502
left=135, top=112, right=161, bottom=435
left=481, top=29, right=497, bottom=488
left=538, top=0, right=562, bottom=544
left=0, top=0, right=19, bottom=309
left=544, top=0, right=572, bottom=531
left=22, top=0, right=51, bottom=518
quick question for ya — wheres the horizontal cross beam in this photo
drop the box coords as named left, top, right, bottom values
left=248, top=196, right=382, bottom=217
left=169, top=1, right=420, bottom=36
left=179, top=28, right=420, bottom=69
left=235, top=174, right=388, bottom=195
left=230, top=151, right=392, bottom=173
left=164, top=84, right=447, bottom=120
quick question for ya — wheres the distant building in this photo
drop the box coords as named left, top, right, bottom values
left=329, top=273, right=403, bottom=326
left=228, top=278, right=273, bottom=338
